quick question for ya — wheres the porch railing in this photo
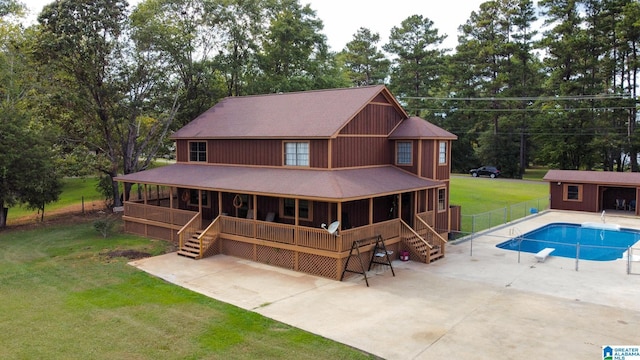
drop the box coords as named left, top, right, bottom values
left=177, top=212, right=202, bottom=250
left=414, top=216, right=447, bottom=257
left=400, top=221, right=432, bottom=263
left=124, top=202, right=196, bottom=226
left=340, top=219, right=401, bottom=251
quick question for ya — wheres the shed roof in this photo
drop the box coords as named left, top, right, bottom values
left=543, top=169, right=640, bottom=186
left=115, top=164, right=443, bottom=201
left=389, top=116, right=458, bottom=140
left=171, top=85, right=407, bottom=139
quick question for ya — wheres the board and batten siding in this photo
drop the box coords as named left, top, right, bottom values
left=339, top=103, right=403, bottom=135
left=549, top=182, right=599, bottom=212
left=332, top=137, right=391, bottom=168
left=176, top=139, right=329, bottom=168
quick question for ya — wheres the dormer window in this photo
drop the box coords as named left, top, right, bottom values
left=189, top=141, right=207, bottom=162
left=284, top=142, right=309, bottom=166
left=396, top=141, right=412, bottom=165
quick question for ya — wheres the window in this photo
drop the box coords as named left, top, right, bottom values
left=281, top=198, right=312, bottom=220
left=438, top=188, right=446, bottom=211
left=439, top=141, right=447, bottom=164
left=563, top=184, right=582, bottom=201
left=189, top=141, right=207, bottom=162
left=284, top=142, right=309, bottom=166
left=396, top=141, right=412, bottom=165
left=188, top=189, right=209, bottom=207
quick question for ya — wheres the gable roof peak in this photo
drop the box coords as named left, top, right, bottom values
left=172, top=85, right=405, bottom=139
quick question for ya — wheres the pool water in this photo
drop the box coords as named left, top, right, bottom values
left=496, top=222, right=640, bottom=261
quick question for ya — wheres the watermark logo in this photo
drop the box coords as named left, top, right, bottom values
left=603, top=346, right=640, bottom=360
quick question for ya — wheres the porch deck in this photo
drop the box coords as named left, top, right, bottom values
left=122, top=201, right=447, bottom=280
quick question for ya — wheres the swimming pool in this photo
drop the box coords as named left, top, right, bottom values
left=496, top=222, right=640, bottom=261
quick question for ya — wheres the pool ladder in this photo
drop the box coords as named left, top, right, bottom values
left=510, top=227, right=524, bottom=263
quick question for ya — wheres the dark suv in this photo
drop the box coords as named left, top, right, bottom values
left=470, top=166, right=500, bottom=178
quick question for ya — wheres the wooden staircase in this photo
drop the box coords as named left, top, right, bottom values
left=406, top=230, right=444, bottom=262
left=177, top=230, right=217, bottom=260
left=401, top=219, right=446, bottom=263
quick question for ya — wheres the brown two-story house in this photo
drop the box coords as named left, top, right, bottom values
left=115, top=85, right=457, bottom=280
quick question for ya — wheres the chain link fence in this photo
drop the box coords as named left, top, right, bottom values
left=451, top=197, right=549, bottom=239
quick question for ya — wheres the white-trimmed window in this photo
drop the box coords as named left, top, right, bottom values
left=438, top=141, right=447, bottom=164
left=189, top=141, right=207, bottom=162
left=284, top=142, right=309, bottom=166
left=281, top=198, right=312, bottom=221
left=396, top=141, right=412, bottom=165
left=438, top=188, right=446, bottom=211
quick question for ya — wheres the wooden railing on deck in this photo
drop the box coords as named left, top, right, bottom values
left=177, top=212, right=202, bottom=250
left=340, top=219, right=400, bottom=252
left=196, top=217, right=220, bottom=257
left=414, top=216, right=447, bottom=256
left=124, top=202, right=196, bottom=226
left=400, top=221, right=432, bottom=263
left=416, top=211, right=435, bottom=227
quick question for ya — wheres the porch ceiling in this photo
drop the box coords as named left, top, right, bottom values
left=114, top=164, right=444, bottom=201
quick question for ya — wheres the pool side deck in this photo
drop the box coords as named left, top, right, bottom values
left=130, top=210, right=640, bottom=359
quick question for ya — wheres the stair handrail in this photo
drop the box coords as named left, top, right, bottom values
left=401, top=220, right=433, bottom=263
left=196, top=216, right=220, bottom=258
left=177, top=212, right=202, bottom=250
left=415, top=216, right=447, bottom=257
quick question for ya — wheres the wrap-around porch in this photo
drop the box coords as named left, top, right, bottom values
left=121, top=184, right=447, bottom=280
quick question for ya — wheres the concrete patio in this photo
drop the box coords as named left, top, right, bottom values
left=130, top=210, right=640, bottom=359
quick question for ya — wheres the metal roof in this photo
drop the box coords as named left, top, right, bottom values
left=171, top=85, right=407, bottom=139
left=389, top=116, right=457, bottom=140
left=543, top=169, right=640, bottom=186
left=115, top=164, right=444, bottom=201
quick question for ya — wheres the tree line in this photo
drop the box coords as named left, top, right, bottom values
left=0, top=0, right=638, bottom=227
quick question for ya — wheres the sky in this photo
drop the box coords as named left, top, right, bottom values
left=21, top=0, right=487, bottom=51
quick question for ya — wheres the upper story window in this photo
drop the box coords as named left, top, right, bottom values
left=189, top=141, right=207, bottom=162
left=438, top=141, right=447, bottom=164
left=284, top=142, right=309, bottom=166
left=396, top=141, right=412, bottom=165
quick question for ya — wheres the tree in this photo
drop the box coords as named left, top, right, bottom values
left=338, top=27, right=390, bottom=87
left=130, top=0, right=227, bottom=125
left=249, top=0, right=348, bottom=93
left=36, top=0, right=176, bottom=206
left=445, top=0, right=542, bottom=177
left=383, top=15, right=447, bottom=117
left=0, top=13, right=62, bottom=227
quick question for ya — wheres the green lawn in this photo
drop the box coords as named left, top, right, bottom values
left=0, top=220, right=373, bottom=360
left=450, top=175, right=549, bottom=234
left=8, top=177, right=103, bottom=221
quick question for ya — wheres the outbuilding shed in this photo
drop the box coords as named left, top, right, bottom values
left=543, top=169, right=640, bottom=215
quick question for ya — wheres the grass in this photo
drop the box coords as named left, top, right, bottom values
left=450, top=175, right=549, bottom=234
left=0, top=172, right=551, bottom=358
left=8, top=177, right=103, bottom=221
left=0, top=219, right=373, bottom=360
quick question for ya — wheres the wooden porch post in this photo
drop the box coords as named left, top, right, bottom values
left=336, top=201, right=343, bottom=280
left=218, top=192, right=223, bottom=217
left=369, top=198, right=373, bottom=225
left=170, top=186, right=174, bottom=242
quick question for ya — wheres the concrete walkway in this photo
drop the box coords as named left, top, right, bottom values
left=130, top=210, right=640, bottom=359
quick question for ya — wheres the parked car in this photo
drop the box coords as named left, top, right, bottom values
left=470, top=166, right=500, bottom=178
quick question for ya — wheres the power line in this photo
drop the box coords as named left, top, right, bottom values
left=406, top=106, right=637, bottom=112
left=399, top=94, right=634, bottom=101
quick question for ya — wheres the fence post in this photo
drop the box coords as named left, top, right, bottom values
left=628, top=245, right=631, bottom=275
left=470, top=215, right=475, bottom=256
left=82, top=196, right=85, bottom=214
left=575, top=243, right=580, bottom=271
left=504, top=207, right=507, bottom=224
